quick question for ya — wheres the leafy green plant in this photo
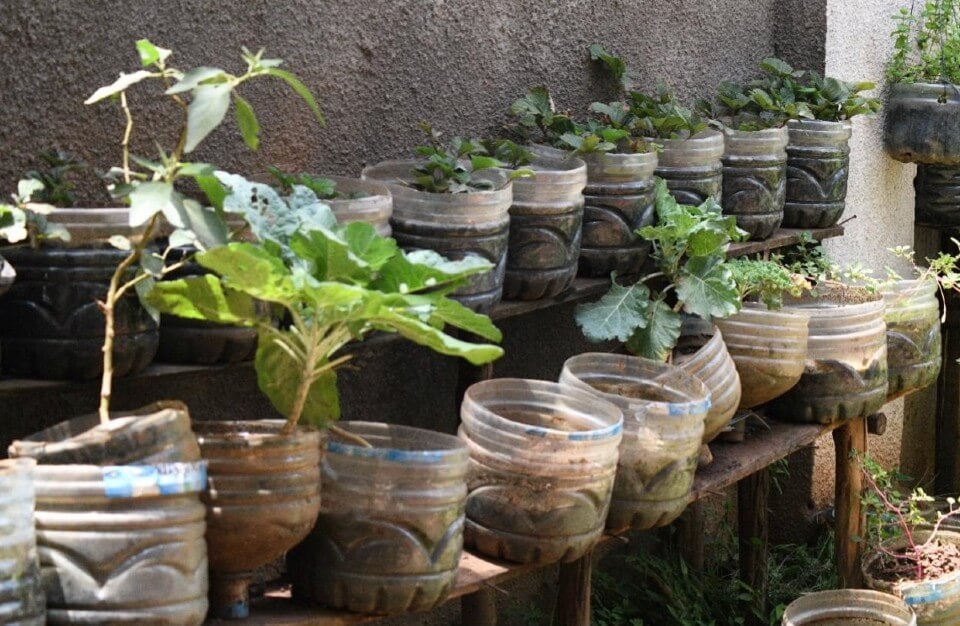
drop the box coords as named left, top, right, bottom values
left=148, top=174, right=504, bottom=437
left=590, top=45, right=709, bottom=139
left=410, top=123, right=533, bottom=193
left=267, top=167, right=370, bottom=201
left=727, top=258, right=811, bottom=309
left=575, top=179, right=745, bottom=360
left=0, top=179, right=71, bottom=246
left=85, top=38, right=324, bottom=424
left=25, top=150, right=87, bottom=207
left=859, top=453, right=960, bottom=581
left=887, top=0, right=960, bottom=85
left=509, top=86, right=578, bottom=146
left=480, top=139, right=534, bottom=168
left=798, top=71, right=880, bottom=121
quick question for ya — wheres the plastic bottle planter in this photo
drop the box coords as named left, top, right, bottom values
left=655, top=129, right=725, bottom=206
left=288, top=422, right=467, bottom=614
left=27, top=463, right=209, bottom=625
left=863, top=530, right=960, bottom=625
left=782, top=589, right=917, bottom=626
left=768, top=284, right=888, bottom=424
left=721, top=126, right=789, bottom=240
left=0, top=245, right=158, bottom=380
left=714, top=305, right=810, bottom=409
left=915, top=165, right=960, bottom=227
left=194, top=421, right=321, bottom=620
left=502, top=155, right=586, bottom=300
left=531, top=144, right=658, bottom=278
left=323, top=175, right=393, bottom=238
left=559, top=354, right=710, bottom=533
left=883, top=279, right=942, bottom=401
left=157, top=248, right=263, bottom=366
left=884, top=82, right=960, bottom=165
left=459, top=379, right=622, bottom=563
left=672, top=317, right=742, bottom=443
left=362, top=161, right=510, bottom=312
left=783, top=119, right=853, bottom=229
left=0, top=459, right=45, bottom=625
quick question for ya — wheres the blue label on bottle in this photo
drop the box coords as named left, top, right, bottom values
left=102, top=461, right=207, bottom=498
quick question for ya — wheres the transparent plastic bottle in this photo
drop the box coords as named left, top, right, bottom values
left=0, top=458, right=44, bottom=625
left=882, top=278, right=941, bottom=400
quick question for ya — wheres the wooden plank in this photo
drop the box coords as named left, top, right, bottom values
left=461, top=589, right=498, bottom=626
left=738, top=468, right=771, bottom=626
left=553, top=551, right=593, bottom=626
left=490, top=277, right=608, bottom=320
left=727, top=226, right=844, bottom=258
left=833, top=416, right=867, bottom=588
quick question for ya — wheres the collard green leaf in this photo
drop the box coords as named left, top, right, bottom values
left=290, top=228, right=371, bottom=283
left=371, top=309, right=504, bottom=366
left=395, top=295, right=503, bottom=342
left=146, top=274, right=260, bottom=325
left=675, top=255, right=741, bottom=319
left=625, top=299, right=682, bottom=361
left=196, top=242, right=297, bottom=304
left=338, top=221, right=398, bottom=271
left=256, top=329, right=340, bottom=427
left=575, top=279, right=651, bottom=343
left=233, top=92, right=261, bottom=150
left=372, top=249, right=491, bottom=294
left=184, top=83, right=233, bottom=153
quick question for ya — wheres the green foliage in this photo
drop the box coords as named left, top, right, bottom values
left=25, top=150, right=86, bottom=207
left=148, top=175, right=504, bottom=430
left=480, top=139, right=534, bottom=168
left=0, top=179, right=71, bottom=246
left=773, top=231, right=838, bottom=283
left=727, top=258, right=811, bottom=309
left=589, top=43, right=636, bottom=92
left=799, top=71, right=880, bottom=121
left=266, top=166, right=371, bottom=201
left=576, top=179, right=744, bottom=360
left=887, top=1, right=960, bottom=85
left=509, top=86, right=578, bottom=146
left=411, top=124, right=532, bottom=193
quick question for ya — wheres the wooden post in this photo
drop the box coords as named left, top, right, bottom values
left=738, top=468, right=770, bottom=626
left=833, top=416, right=867, bottom=588
left=461, top=588, right=498, bottom=626
left=553, top=551, right=593, bottom=626
left=677, top=500, right=705, bottom=572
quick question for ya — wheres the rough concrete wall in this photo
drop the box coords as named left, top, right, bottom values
left=775, top=0, right=827, bottom=73
left=0, top=0, right=777, bottom=191
left=809, top=0, right=923, bottom=508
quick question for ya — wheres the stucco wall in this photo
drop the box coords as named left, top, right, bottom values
left=0, top=0, right=780, bottom=191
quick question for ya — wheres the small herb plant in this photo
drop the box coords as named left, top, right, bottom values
left=575, top=179, right=745, bottom=360
left=860, top=453, right=960, bottom=582
left=480, top=139, right=534, bottom=169
left=509, top=86, right=577, bottom=146
left=85, top=39, right=325, bottom=424
left=25, top=150, right=87, bottom=207
left=410, top=123, right=532, bottom=193
left=590, top=44, right=709, bottom=140
left=0, top=179, right=71, bottom=246
left=798, top=71, right=880, bottom=121
left=267, top=167, right=370, bottom=201
left=887, top=0, right=960, bottom=85
left=727, top=258, right=811, bottom=309
left=148, top=174, right=504, bottom=438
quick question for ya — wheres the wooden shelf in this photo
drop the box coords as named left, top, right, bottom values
left=207, top=417, right=840, bottom=625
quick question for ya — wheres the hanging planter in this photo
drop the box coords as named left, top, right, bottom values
left=862, top=530, right=960, bottom=625
left=459, top=378, right=622, bottom=563
left=655, top=129, right=725, bottom=206
left=193, top=420, right=320, bottom=619
left=502, top=154, right=586, bottom=300
left=559, top=353, right=710, bottom=533
left=531, top=144, right=657, bottom=278
left=915, top=165, right=960, bottom=227
left=767, top=283, right=887, bottom=423
left=673, top=317, right=742, bottom=444
left=721, top=126, right=789, bottom=240
left=288, top=422, right=468, bottom=614
left=0, top=458, right=45, bottom=625
left=883, top=279, right=942, bottom=401
left=884, top=83, right=960, bottom=165
left=782, top=589, right=916, bottom=626
left=783, top=119, right=853, bottom=228
left=362, top=160, right=511, bottom=312
left=714, top=304, right=810, bottom=409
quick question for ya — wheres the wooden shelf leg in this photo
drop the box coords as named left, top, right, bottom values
left=833, top=416, right=867, bottom=588
left=461, top=588, right=498, bottom=626
left=553, top=550, right=593, bottom=626
left=738, top=468, right=770, bottom=626
left=677, top=500, right=705, bottom=572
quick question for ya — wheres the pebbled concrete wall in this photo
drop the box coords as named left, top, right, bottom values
left=0, top=0, right=781, bottom=192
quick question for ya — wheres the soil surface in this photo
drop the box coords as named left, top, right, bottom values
left=869, top=539, right=960, bottom=582
left=592, top=381, right=676, bottom=403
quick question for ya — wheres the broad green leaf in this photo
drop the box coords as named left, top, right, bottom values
left=575, top=279, right=651, bottom=343
left=86, top=70, right=154, bottom=104
left=470, top=155, right=502, bottom=172
left=233, top=92, right=261, bottom=150
left=128, top=181, right=180, bottom=227
left=675, top=255, right=741, bottom=319
left=338, top=221, right=398, bottom=271
left=17, top=179, right=44, bottom=200
left=179, top=198, right=229, bottom=250
left=135, top=39, right=171, bottom=67
left=166, top=67, right=227, bottom=94
left=394, top=294, right=503, bottom=342
left=146, top=274, right=260, bottom=325
left=371, top=309, right=504, bottom=366
left=195, top=173, right=227, bottom=211
left=196, top=242, right=297, bottom=304
left=265, top=68, right=325, bottom=125
left=177, top=162, right=216, bottom=178
left=184, top=83, right=233, bottom=153
left=291, top=228, right=371, bottom=283
left=686, top=227, right=732, bottom=257
left=134, top=274, right=160, bottom=324
left=625, top=299, right=682, bottom=361
left=255, top=329, right=341, bottom=427
left=372, top=249, right=491, bottom=294
left=759, top=57, right=795, bottom=77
